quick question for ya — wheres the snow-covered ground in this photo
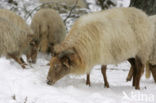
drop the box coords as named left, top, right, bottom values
left=0, top=0, right=156, bottom=103
left=0, top=57, right=155, bottom=103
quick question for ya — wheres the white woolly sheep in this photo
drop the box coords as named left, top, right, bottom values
left=30, top=8, right=66, bottom=62
left=0, top=17, right=33, bottom=68
left=47, top=7, right=154, bottom=89
left=0, top=9, right=35, bottom=63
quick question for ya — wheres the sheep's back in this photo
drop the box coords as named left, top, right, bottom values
left=0, top=9, right=33, bottom=35
left=0, top=18, right=22, bottom=56
left=65, top=7, right=154, bottom=70
left=31, top=9, right=66, bottom=44
left=99, top=7, right=154, bottom=64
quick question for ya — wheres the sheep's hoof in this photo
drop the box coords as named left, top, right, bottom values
left=21, top=65, right=26, bottom=69
left=104, top=83, right=109, bottom=88
left=135, top=87, right=140, bottom=90
left=23, top=63, right=28, bottom=65
left=21, top=63, right=28, bottom=69
left=86, top=82, right=91, bottom=87
left=126, top=78, right=131, bottom=82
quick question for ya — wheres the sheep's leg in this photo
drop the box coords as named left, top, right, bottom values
left=135, top=57, right=144, bottom=89
left=126, top=66, right=133, bottom=81
left=86, top=74, right=91, bottom=86
left=20, top=57, right=27, bottom=65
left=8, top=54, right=26, bottom=68
left=149, top=64, right=156, bottom=82
left=126, top=61, right=145, bottom=82
left=128, top=58, right=136, bottom=87
left=101, top=65, right=109, bottom=88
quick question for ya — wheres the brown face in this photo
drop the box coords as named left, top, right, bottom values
left=47, top=48, right=81, bottom=85
left=47, top=57, right=70, bottom=85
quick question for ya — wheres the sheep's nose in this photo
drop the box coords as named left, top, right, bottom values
left=47, top=80, right=51, bottom=85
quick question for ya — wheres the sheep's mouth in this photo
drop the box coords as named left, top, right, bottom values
left=47, top=80, right=55, bottom=85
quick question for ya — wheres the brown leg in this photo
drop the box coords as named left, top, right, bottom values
left=128, top=58, right=136, bottom=87
left=86, top=73, right=91, bottom=86
left=101, top=65, right=109, bottom=88
left=8, top=54, right=26, bottom=68
left=126, top=66, right=133, bottom=81
left=126, top=59, right=145, bottom=82
left=20, top=57, right=27, bottom=65
left=149, top=64, right=156, bottom=82
left=31, top=50, right=37, bottom=63
left=135, top=57, right=144, bottom=89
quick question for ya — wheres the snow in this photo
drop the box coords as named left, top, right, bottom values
left=117, top=0, right=130, bottom=7
left=0, top=56, right=155, bottom=103
left=0, top=0, right=156, bottom=103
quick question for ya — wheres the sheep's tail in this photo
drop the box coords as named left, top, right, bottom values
left=145, top=61, right=151, bottom=78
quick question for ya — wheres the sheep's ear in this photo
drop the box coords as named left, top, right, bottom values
left=58, top=48, right=75, bottom=68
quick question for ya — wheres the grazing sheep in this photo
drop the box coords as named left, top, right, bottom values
left=126, top=15, right=156, bottom=82
left=47, top=7, right=154, bottom=89
left=0, top=17, right=34, bottom=68
left=30, top=8, right=66, bottom=62
left=0, top=9, right=35, bottom=63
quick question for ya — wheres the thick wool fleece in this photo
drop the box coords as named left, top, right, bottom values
left=31, top=8, right=66, bottom=53
left=55, top=7, right=154, bottom=74
left=0, top=17, right=31, bottom=57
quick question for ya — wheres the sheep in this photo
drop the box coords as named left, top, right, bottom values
left=47, top=7, right=154, bottom=89
left=30, top=8, right=66, bottom=63
left=0, top=17, right=34, bottom=68
left=126, top=15, right=156, bottom=82
left=0, top=9, right=36, bottom=63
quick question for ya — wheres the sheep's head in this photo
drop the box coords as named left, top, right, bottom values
left=26, top=39, right=39, bottom=63
left=47, top=48, right=81, bottom=85
left=26, top=33, right=39, bottom=63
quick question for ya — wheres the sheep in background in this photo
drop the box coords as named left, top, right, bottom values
left=0, top=9, right=36, bottom=64
left=47, top=7, right=154, bottom=89
left=30, top=8, right=66, bottom=63
left=0, top=17, right=34, bottom=68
